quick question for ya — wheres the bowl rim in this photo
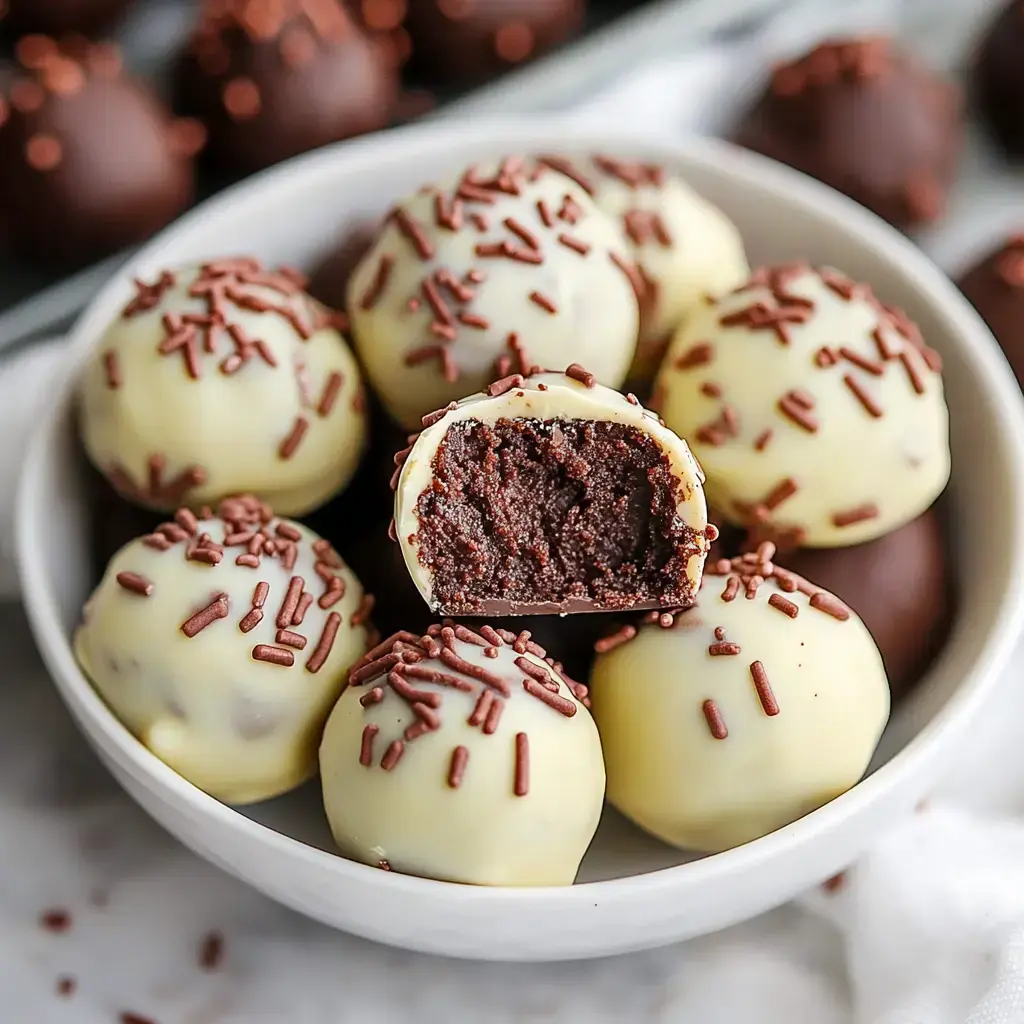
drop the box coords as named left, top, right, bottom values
left=17, top=117, right=1024, bottom=910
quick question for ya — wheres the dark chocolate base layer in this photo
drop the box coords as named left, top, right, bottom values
left=413, top=417, right=704, bottom=615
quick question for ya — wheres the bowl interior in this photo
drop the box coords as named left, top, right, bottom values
left=20, top=123, right=1024, bottom=888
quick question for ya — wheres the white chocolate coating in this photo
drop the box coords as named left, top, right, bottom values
left=74, top=497, right=371, bottom=805
left=655, top=265, right=950, bottom=546
left=347, top=158, right=640, bottom=430
left=79, top=260, right=368, bottom=517
left=393, top=371, right=711, bottom=613
left=320, top=627, right=605, bottom=886
left=591, top=552, right=890, bottom=853
left=573, top=155, right=749, bottom=378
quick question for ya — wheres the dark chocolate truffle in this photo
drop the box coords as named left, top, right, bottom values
left=0, top=0, right=133, bottom=37
left=175, top=0, right=398, bottom=175
left=307, top=222, right=380, bottom=313
left=734, top=36, right=962, bottom=230
left=404, top=0, right=585, bottom=87
left=958, top=235, right=1024, bottom=386
left=0, top=37, right=201, bottom=267
left=784, top=510, right=951, bottom=700
left=974, top=0, right=1024, bottom=156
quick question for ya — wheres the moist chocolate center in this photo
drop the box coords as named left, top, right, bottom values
left=413, top=417, right=702, bottom=613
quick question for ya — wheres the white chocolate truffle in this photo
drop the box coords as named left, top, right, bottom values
left=546, top=155, right=749, bottom=379
left=591, top=545, right=890, bottom=853
left=655, top=264, right=950, bottom=547
left=74, top=495, right=372, bottom=804
left=79, top=259, right=368, bottom=517
left=392, top=369, right=712, bottom=616
left=347, top=157, right=640, bottom=430
left=320, top=624, right=604, bottom=886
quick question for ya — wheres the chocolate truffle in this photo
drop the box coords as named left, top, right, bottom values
left=307, top=222, right=380, bottom=313
left=734, top=36, right=961, bottom=230
left=347, top=156, right=641, bottom=430
left=0, top=0, right=133, bottom=36
left=591, top=544, right=890, bottom=853
left=655, top=264, right=950, bottom=548
left=404, top=0, right=584, bottom=87
left=542, top=154, right=749, bottom=383
left=784, top=511, right=951, bottom=700
left=974, top=0, right=1024, bottom=157
left=320, top=624, right=603, bottom=885
left=0, top=37, right=201, bottom=267
left=176, top=0, right=397, bottom=175
left=392, top=370, right=713, bottom=616
left=957, top=234, right=1024, bottom=387
left=78, top=258, right=368, bottom=517
left=74, top=495, right=372, bottom=804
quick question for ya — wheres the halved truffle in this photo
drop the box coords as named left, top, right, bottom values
left=392, top=368, right=713, bottom=616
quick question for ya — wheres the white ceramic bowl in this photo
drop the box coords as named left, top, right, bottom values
left=17, top=121, right=1024, bottom=962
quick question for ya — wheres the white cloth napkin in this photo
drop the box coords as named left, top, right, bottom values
left=6, top=0, right=1024, bottom=1019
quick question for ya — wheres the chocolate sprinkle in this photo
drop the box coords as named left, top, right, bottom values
left=306, top=612, right=342, bottom=673
left=750, top=661, right=779, bottom=716
left=708, top=641, right=742, bottom=656
left=252, top=645, right=294, bottom=666
left=116, top=571, right=153, bottom=597
left=360, top=724, right=379, bottom=766
left=768, top=593, right=800, bottom=618
left=843, top=374, right=883, bottom=418
left=199, top=931, right=224, bottom=971
left=513, top=732, right=530, bottom=796
left=529, top=290, right=558, bottom=314
left=522, top=678, right=577, bottom=717
left=565, top=363, right=596, bottom=387
left=276, top=629, right=307, bottom=649
left=832, top=503, right=880, bottom=528
left=809, top=592, right=851, bottom=621
left=448, top=745, right=469, bottom=788
left=702, top=699, right=728, bottom=740
left=181, top=593, right=229, bottom=637
left=278, top=417, right=309, bottom=460
left=380, top=739, right=404, bottom=771
left=317, top=372, right=344, bottom=416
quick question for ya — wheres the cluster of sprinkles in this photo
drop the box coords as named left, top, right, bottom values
left=360, top=155, right=641, bottom=382
left=0, top=36, right=205, bottom=175
left=189, top=0, right=355, bottom=121
left=347, top=623, right=589, bottom=797
left=768, top=39, right=944, bottom=221
left=675, top=264, right=943, bottom=536
left=107, top=258, right=350, bottom=478
left=595, top=542, right=850, bottom=741
left=114, top=495, right=370, bottom=674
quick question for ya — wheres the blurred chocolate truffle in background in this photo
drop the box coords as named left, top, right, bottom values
left=0, top=37, right=202, bottom=267
left=784, top=510, right=951, bottom=700
left=974, top=0, right=1024, bottom=157
left=345, top=0, right=413, bottom=68
left=958, top=235, right=1024, bottom=387
left=175, top=0, right=398, bottom=176
left=307, top=222, right=381, bottom=312
left=0, top=0, right=134, bottom=37
left=404, top=0, right=585, bottom=87
left=734, top=36, right=962, bottom=230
